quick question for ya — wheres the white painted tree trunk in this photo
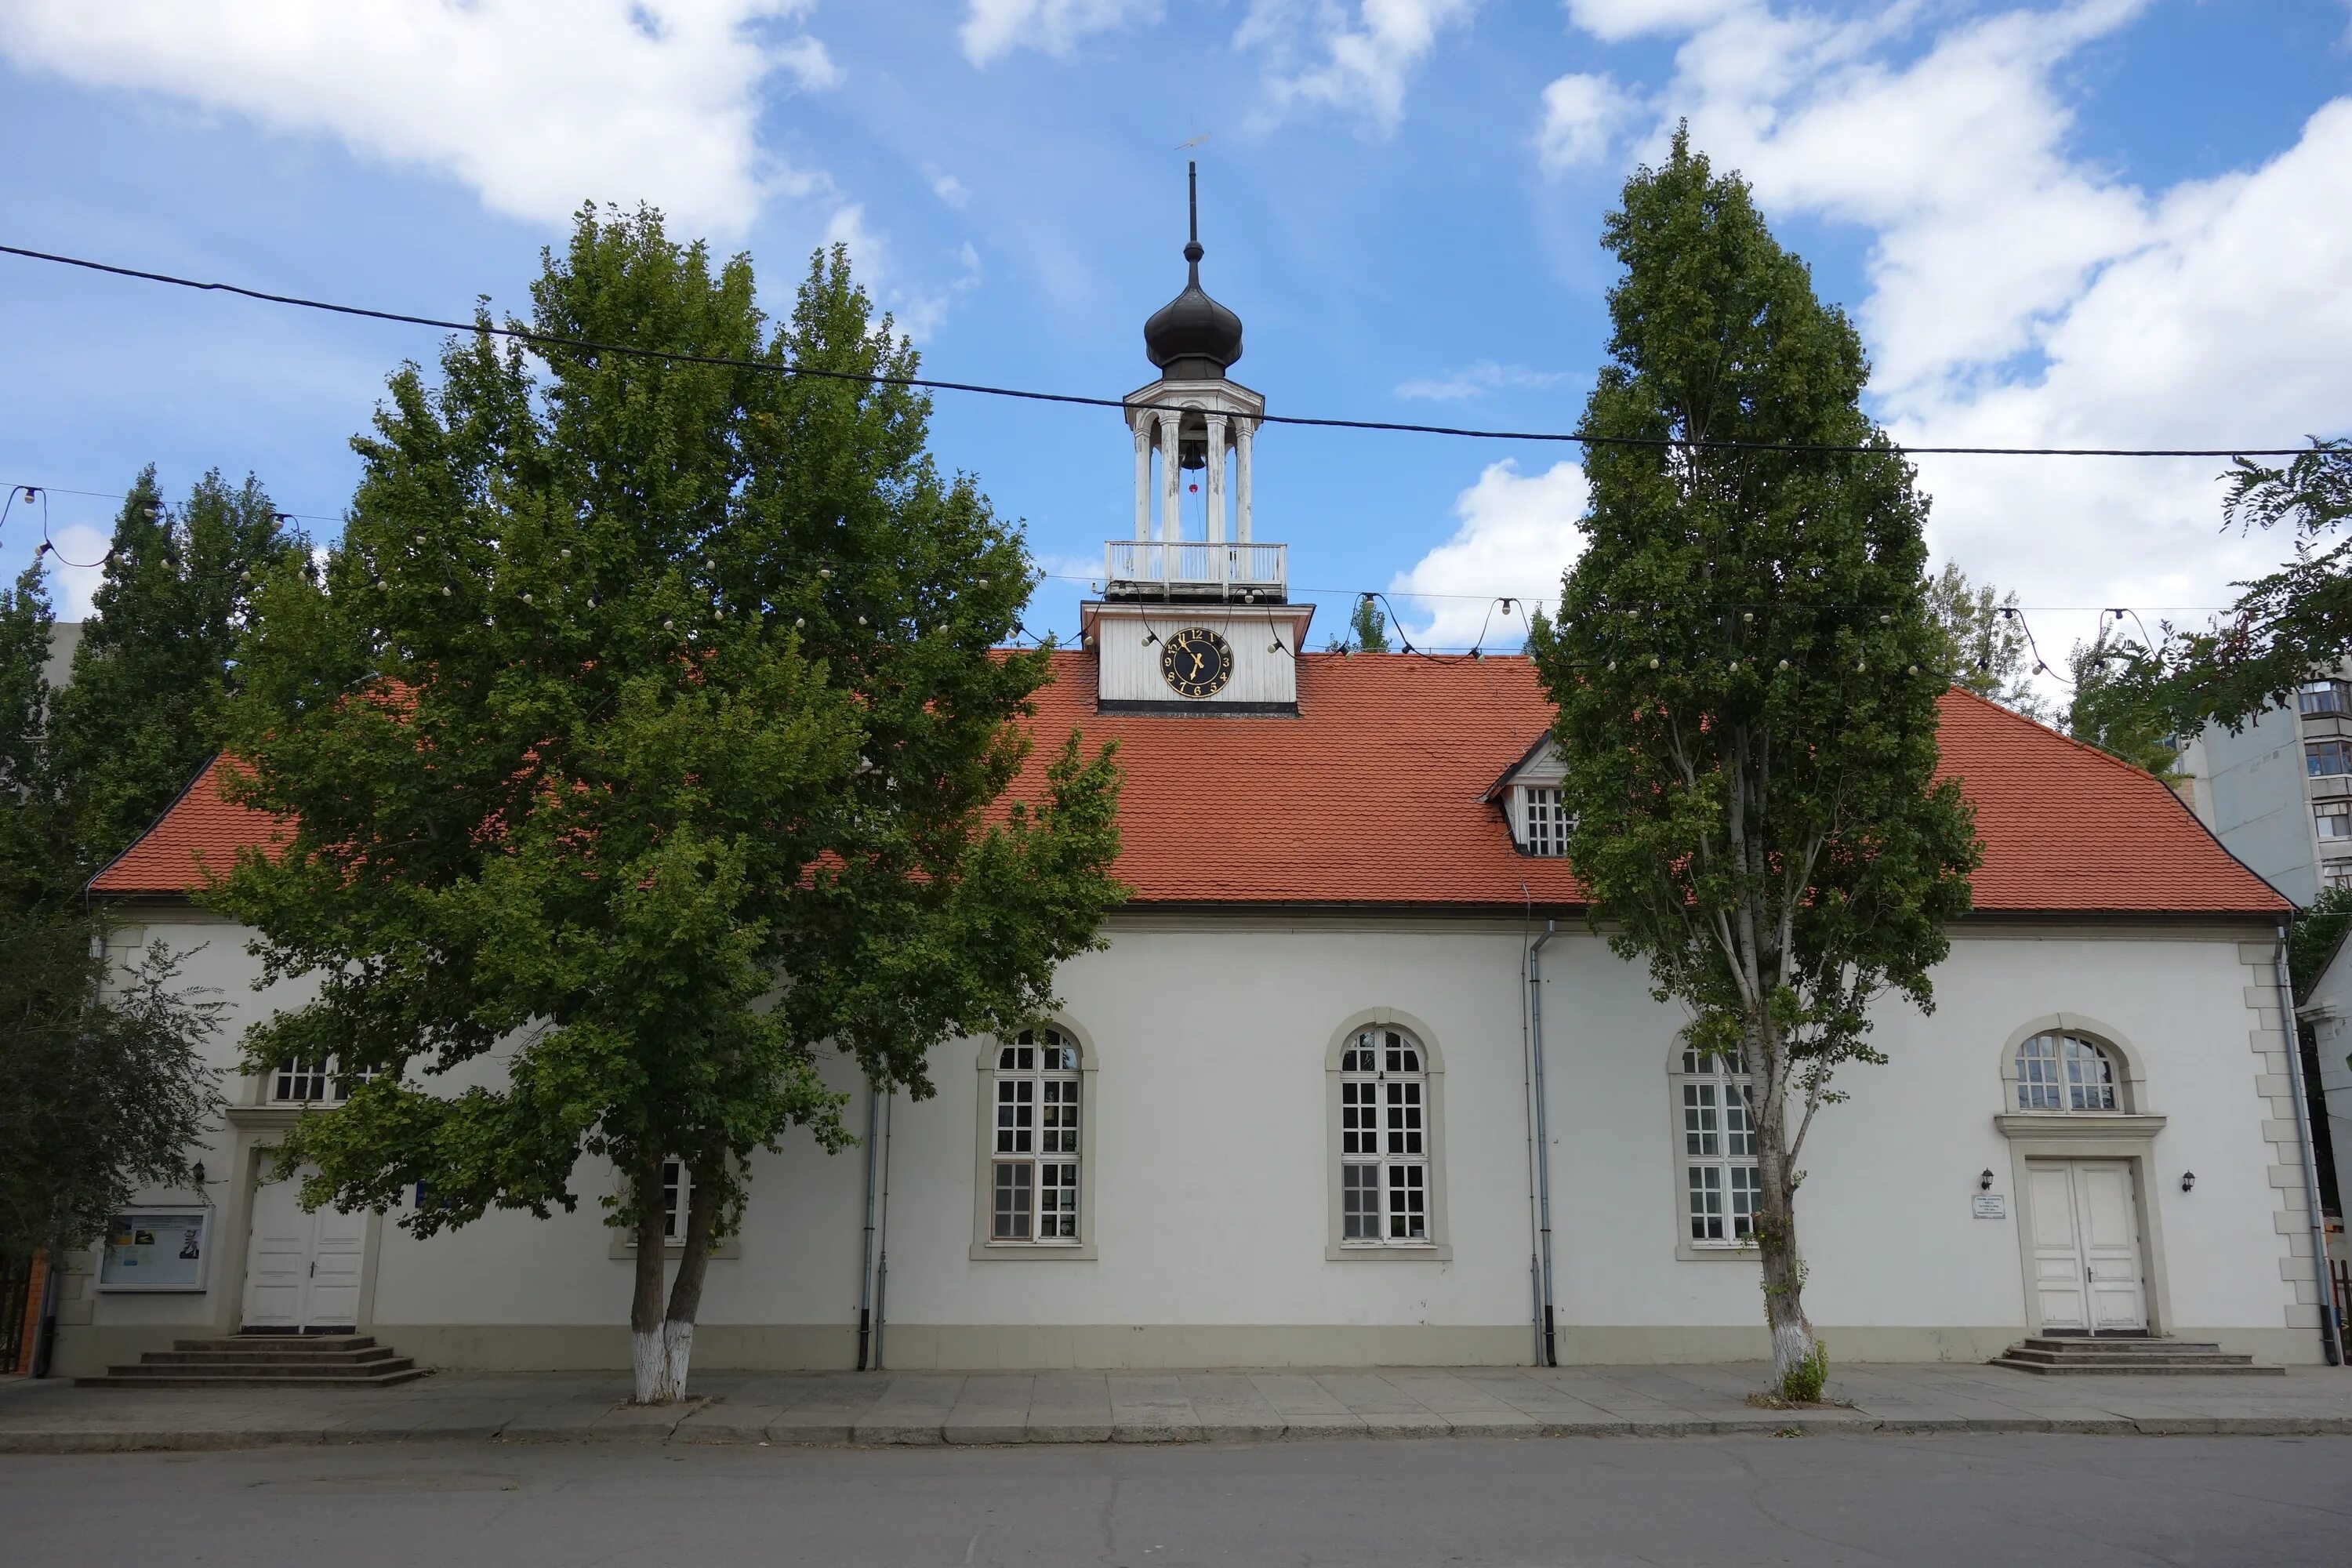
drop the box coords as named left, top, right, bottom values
left=631, top=1319, right=695, bottom=1404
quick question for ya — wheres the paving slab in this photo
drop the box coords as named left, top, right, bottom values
left=1175, top=1373, right=1286, bottom=1441
left=851, top=1374, right=963, bottom=1445
left=944, top=1373, right=1033, bottom=1444
left=1025, top=1371, right=1114, bottom=1443
left=1107, top=1373, right=1202, bottom=1443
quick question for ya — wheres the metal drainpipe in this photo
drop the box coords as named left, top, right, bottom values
left=872, top=1084, right=896, bottom=1371
left=2274, top=924, right=2343, bottom=1365
left=855, top=1079, right=880, bottom=1371
left=1528, top=920, right=1560, bottom=1367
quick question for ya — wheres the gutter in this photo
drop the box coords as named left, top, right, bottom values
left=2274, top=923, right=2343, bottom=1365
left=1526, top=918, right=1560, bottom=1367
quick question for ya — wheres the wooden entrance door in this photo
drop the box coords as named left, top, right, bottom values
left=2026, top=1159, right=2148, bottom=1333
left=241, top=1166, right=365, bottom=1330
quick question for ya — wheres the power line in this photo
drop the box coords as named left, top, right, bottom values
left=0, top=241, right=2331, bottom=460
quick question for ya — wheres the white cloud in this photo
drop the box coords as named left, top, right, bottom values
left=1536, top=71, right=1633, bottom=170
left=822, top=205, right=984, bottom=342
left=933, top=173, right=971, bottom=207
left=1541, top=0, right=2352, bottom=695
left=960, top=0, right=1161, bottom=64
left=1394, top=361, right=1573, bottom=401
left=0, top=1, right=839, bottom=236
left=1239, top=0, right=1478, bottom=132
left=1565, top=0, right=1748, bottom=42
left=1391, top=459, right=1589, bottom=647
left=38, top=527, right=110, bottom=621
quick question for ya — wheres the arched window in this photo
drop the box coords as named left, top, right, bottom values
left=990, top=1027, right=1082, bottom=1243
left=1339, top=1025, right=1430, bottom=1244
left=1678, top=1047, right=1759, bottom=1247
left=2014, top=1031, right=2122, bottom=1112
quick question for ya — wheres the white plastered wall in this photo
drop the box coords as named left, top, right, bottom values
left=56, top=907, right=2315, bottom=1370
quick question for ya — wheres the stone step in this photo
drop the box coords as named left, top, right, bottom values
left=1991, top=1356, right=2285, bottom=1376
left=100, top=1356, right=419, bottom=1381
left=139, top=1346, right=402, bottom=1367
left=74, top=1365, right=427, bottom=1389
left=2003, top=1345, right=2243, bottom=1364
left=2001, top=1352, right=2261, bottom=1370
left=2016, top=1337, right=2224, bottom=1355
left=173, top=1334, right=374, bottom=1353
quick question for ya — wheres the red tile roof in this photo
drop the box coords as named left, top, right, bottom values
left=92, top=652, right=2285, bottom=916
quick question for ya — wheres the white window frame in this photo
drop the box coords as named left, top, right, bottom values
left=973, top=1024, right=1097, bottom=1259
left=1518, top=785, right=1570, bottom=857
left=608, top=1156, right=740, bottom=1260
left=2316, top=801, right=2351, bottom=843
left=269, top=1057, right=374, bottom=1105
left=1325, top=1012, right=1450, bottom=1260
left=1672, top=1046, right=1761, bottom=1257
left=2011, top=1030, right=2127, bottom=1113
left=2325, top=861, right=2352, bottom=893
left=2298, top=679, right=2351, bottom=717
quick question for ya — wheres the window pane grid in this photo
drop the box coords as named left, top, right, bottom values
left=1340, top=1029, right=1432, bottom=1247
left=991, top=1028, right=1080, bottom=1245
left=1522, top=786, right=1568, bottom=856
left=2015, top=1031, right=2120, bottom=1113
left=1679, top=1049, right=1756, bottom=1247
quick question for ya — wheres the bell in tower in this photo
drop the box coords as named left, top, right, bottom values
left=1109, top=163, right=1279, bottom=605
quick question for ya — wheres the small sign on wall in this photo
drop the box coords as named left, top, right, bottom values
left=1972, top=1193, right=2008, bottom=1220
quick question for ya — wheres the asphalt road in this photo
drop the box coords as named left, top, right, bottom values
left=7, top=1434, right=2350, bottom=1566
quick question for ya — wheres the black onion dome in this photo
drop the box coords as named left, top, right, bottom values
left=1144, top=169, right=1243, bottom=379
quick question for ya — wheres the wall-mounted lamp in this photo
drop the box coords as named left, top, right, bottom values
left=2180, top=1171, right=2196, bottom=1193
left=191, top=1161, right=206, bottom=1191
left=1978, top=1169, right=1994, bottom=1192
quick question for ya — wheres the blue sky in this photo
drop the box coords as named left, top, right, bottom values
left=2, top=1, right=2349, bottom=670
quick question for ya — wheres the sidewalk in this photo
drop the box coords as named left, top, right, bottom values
left=3, top=1363, right=2350, bottom=1453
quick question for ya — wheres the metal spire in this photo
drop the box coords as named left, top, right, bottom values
left=1185, top=161, right=1203, bottom=274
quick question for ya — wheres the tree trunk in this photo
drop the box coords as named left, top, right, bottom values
left=627, top=1156, right=671, bottom=1405
left=654, top=1167, right=720, bottom=1402
left=1748, top=1025, right=1820, bottom=1398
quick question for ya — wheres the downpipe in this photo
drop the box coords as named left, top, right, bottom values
left=2274, top=924, right=2343, bottom=1365
left=855, top=1078, right=880, bottom=1371
left=873, top=1084, right=896, bottom=1371
left=1528, top=919, right=1560, bottom=1367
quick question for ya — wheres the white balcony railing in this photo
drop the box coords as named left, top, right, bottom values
left=1104, top=540, right=1287, bottom=596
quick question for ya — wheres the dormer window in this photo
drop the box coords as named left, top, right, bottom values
left=1519, top=786, right=1569, bottom=857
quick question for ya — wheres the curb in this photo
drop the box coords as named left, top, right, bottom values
left=5, top=1414, right=2350, bottom=1454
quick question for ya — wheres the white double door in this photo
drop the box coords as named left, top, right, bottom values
left=241, top=1166, right=366, bottom=1330
left=2027, top=1159, right=2148, bottom=1333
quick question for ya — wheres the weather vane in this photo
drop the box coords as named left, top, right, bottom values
left=1176, top=129, right=1210, bottom=151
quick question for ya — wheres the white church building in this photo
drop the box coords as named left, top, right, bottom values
left=54, top=190, right=2336, bottom=1377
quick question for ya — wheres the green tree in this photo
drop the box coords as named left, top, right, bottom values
left=2290, top=887, right=2352, bottom=1004
left=1926, top=561, right=2047, bottom=720
left=0, top=565, right=223, bottom=1267
left=1323, top=594, right=1393, bottom=653
left=2140, top=437, right=2350, bottom=733
left=1526, top=132, right=1980, bottom=1399
left=45, top=468, right=307, bottom=869
left=215, top=209, right=1125, bottom=1403
left=2067, top=634, right=2180, bottom=778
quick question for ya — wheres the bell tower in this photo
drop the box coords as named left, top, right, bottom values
left=1083, top=163, right=1312, bottom=713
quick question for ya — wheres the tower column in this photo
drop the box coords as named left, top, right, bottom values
left=1235, top=419, right=1254, bottom=544
left=1156, top=411, right=1181, bottom=549
left=1204, top=414, right=1229, bottom=547
left=1131, top=420, right=1151, bottom=542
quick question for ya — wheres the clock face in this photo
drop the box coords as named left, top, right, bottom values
left=1160, top=626, right=1235, bottom=699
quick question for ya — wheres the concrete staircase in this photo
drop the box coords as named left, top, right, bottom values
left=76, top=1333, right=426, bottom=1388
left=1992, top=1335, right=2280, bottom=1375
